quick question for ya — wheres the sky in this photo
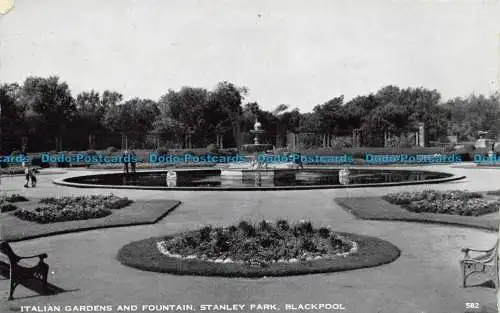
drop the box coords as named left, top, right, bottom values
left=0, top=0, right=499, bottom=112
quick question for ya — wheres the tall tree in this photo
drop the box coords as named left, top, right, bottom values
left=19, top=76, right=76, bottom=151
left=157, top=87, right=209, bottom=148
left=208, top=81, right=247, bottom=147
left=104, top=97, right=159, bottom=148
left=0, top=83, right=25, bottom=153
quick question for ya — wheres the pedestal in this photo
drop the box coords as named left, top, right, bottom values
left=418, top=123, right=425, bottom=147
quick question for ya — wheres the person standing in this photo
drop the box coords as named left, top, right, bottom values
left=123, top=150, right=129, bottom=174
left=24, top=164, right=30, bottom=188
left=130, top=150, right=137, bottom=174
left=293, top=152, right=304, bottom=169
left=29, top=167, right=37, bottom=187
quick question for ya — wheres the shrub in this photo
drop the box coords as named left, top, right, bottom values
left=258, top=220, right=272, bottom=231
left=292, top=220, right=314, bottom=235
left=444, top=144, right=456, bottom=152
left=318, top=227, right=330, bottom=238
left=239, top=144, right=273, bottom=154
left=157, top=146, right=169, bottom=156
left=454, top=144, right=475, bottom=161
left=14, top=194, right=132, bottom=224
left=57, top=160, right=70, bottom=168
left=0, top=203, right=18, bottom=213
left=106, top=146, right=118, bottom=155
left=31, top=155, right=48, bottom=168
left=207, top=144, right=219, bottom=154
left=86, top=150, right=97, bottom=156
left=158, top=219, right=355, bottom=265
left=351, top=158, right=365, bottom=165
left=220, top=148, right=238, bottom=156
left=14, top=205, right=112, bottom=224
left=383, top=190, right=482, bottom=205
left=199, top=225, right=212, bottom=241
left=276, top=219, right=290, bottom=231
left=238, top=220, right=256, bottom=237
left=383, top=190, right=498, bottom=216
left=2, top=194, right=29, bottom=203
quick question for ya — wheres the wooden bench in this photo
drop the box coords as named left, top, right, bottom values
left=0, top=241, right=49, bottom=300
left=460, top=239, right=499, bottom=288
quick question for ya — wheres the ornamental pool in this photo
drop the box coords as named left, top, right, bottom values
left=57, top=168, right=462, bottom=190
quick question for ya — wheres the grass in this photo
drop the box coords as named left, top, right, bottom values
left=486, top=190, right=500, bottom=196
left=335, top=197, right=499, bottom=231
left=0, top=199, right=181, bottom=241
left=117, top=231, right=400, bottom=277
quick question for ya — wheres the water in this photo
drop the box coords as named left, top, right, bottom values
left=64, top=168, right=453, bottom=189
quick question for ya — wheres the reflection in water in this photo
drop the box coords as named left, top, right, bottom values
left=68, top=169, right=452, bottom=188
left=338, top=168, right=351, bottom=185
left=166, top=170, right=177, bottom=187
left=254, top=173, right=262, bottom=187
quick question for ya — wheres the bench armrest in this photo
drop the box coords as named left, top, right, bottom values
left=461, top=247, right=494, bottom=253
left=19, top=253, right=48, bottom=260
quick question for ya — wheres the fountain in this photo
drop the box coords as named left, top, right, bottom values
left=220, top=119, right=298, bottom=185
left=239, top=120, right=273, bottom=154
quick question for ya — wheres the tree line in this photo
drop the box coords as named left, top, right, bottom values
left=1, top=76, right=499, bottom=153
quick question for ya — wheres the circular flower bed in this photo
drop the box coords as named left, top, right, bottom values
left=118, top=220, right=401, bottom=277
left=157, top=220, right=356, bottom=266
left=383, top=190, right=499, bottom=216
left=13, top=195, right=132, bottom=224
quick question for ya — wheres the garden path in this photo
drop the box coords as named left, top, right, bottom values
left=0, top=164, right=497, bottom=313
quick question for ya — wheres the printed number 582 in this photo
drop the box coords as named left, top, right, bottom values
left=465, top=303, right=480, bottom=309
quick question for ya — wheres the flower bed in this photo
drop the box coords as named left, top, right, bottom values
left=0, top=194, right=29, bottom=213
left=1, top=194, right=29, bottom=203
left=383, top=190, right=499, bottom=216
left=13, top=195, right=133, bottom=224
left=0, top=203, right=18, bottom=213
left=156, top=220, right=357, bottom=267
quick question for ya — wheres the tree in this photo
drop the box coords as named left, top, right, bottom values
left=208, top=81, right=247, bottom=147
left=444, top=93, right=500, bottom=141
left=19, top=76, right=76, bottom=151
left=101, top=90, right=123, bottom=108
left=0, top=83, right=25, bottom=153
left=104, top=97, right=159, bottom=148
left=272, top=104, right=289, bottom=147
left=311, top=96, right=347, bottom=147
left=158, top=87, right=209, bottom=148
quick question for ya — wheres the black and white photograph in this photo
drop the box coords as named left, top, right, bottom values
left=0, top=0, right=499, bottom=312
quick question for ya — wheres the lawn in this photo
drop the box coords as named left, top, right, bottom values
left=336, top=190, right=500, bottom=231
left=0, top=194, right=181, bottom=241
left=117, top=220, right=401, bottom=277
